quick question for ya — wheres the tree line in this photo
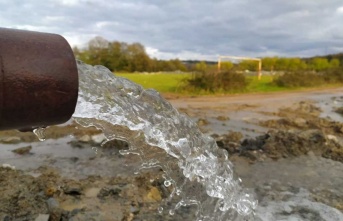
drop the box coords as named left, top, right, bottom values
left=73, top=36, right=187, bottom=72
left=198, top=57, right=340, bottom=73
left=73, top=36, right=341, bottom=73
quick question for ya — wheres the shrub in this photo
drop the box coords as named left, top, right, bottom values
left=273, top=71, right=326, bottom=88
left=324, top=67, right=343, bottom=83
left=185, top=70, right=248, bottom=93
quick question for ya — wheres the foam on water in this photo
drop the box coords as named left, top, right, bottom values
left=73, top=61, right=257, bottom=220
left=33, top=127, right=46, bottom=141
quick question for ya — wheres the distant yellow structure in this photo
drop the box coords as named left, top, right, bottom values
left=218, top=56, right=262, bottom=80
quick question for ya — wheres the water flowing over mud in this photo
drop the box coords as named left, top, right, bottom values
left=1, top=61, right=341, bottom=220
left=72, top=61, right=257, bottom=220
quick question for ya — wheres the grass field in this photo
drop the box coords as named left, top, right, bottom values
left=246, top=75, right=285, bottom=92
left=116, top=72, right=341, bottom=95
left=116, top=72, right=191, bottom=93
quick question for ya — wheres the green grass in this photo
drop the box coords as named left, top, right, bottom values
left=246, top=75, right=284, bottom=92
left=116, top=72, right=342, bottom=96
left=116, top=72, right=191, bottom=93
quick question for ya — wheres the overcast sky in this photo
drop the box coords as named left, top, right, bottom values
left=1, top=0, right=343, bottom=60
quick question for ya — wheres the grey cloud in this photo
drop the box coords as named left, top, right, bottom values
left=1, top=0, right=342, bottom=60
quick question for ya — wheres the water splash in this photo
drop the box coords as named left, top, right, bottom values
left=33, top=127, right=46, bottom=141
left=91, top=147, right=98, bottom=155
left=73, top=61, right=257, bottom=220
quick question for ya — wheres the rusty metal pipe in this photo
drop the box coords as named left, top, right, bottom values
left=0, top=28, right=78, bottom=131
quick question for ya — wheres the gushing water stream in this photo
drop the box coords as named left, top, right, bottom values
left=72, top=61, right=257, bottom=220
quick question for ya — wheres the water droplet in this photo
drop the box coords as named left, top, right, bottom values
left=91, top=147, right=98, bottom=155
left=164, top=180, right=172, bottom=187
left=169, top=209, right=175, bottom=216
left=158, top=207, right=163, bottom=214
left=33, top=128, right=46, bottom=141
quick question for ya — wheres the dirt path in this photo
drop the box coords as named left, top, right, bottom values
left=169, top=87, right=343, bottom=110
left=169, top=87, right=343, bottom=137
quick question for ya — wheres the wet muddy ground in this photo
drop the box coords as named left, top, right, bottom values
left=0, top=88, right=343, bottom=221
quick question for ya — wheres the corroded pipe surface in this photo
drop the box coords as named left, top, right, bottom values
left=0, top=28, right=78, bottom=131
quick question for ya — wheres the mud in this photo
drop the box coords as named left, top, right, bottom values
left=253, top=101, right=343, bottom=162
left=0, top=88, right=343, bottom=220
left=215, top=129, right=343, bottom=163
left=0, top=122, right=101, bottom=144
left=0, top=166, right=190, bottom=221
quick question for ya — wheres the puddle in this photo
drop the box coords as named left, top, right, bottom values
left=0, top=137, right=142, bottom=179
left=233, top=155, right=343, bottom=191
left=315, top=96, right=343, bottom=123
